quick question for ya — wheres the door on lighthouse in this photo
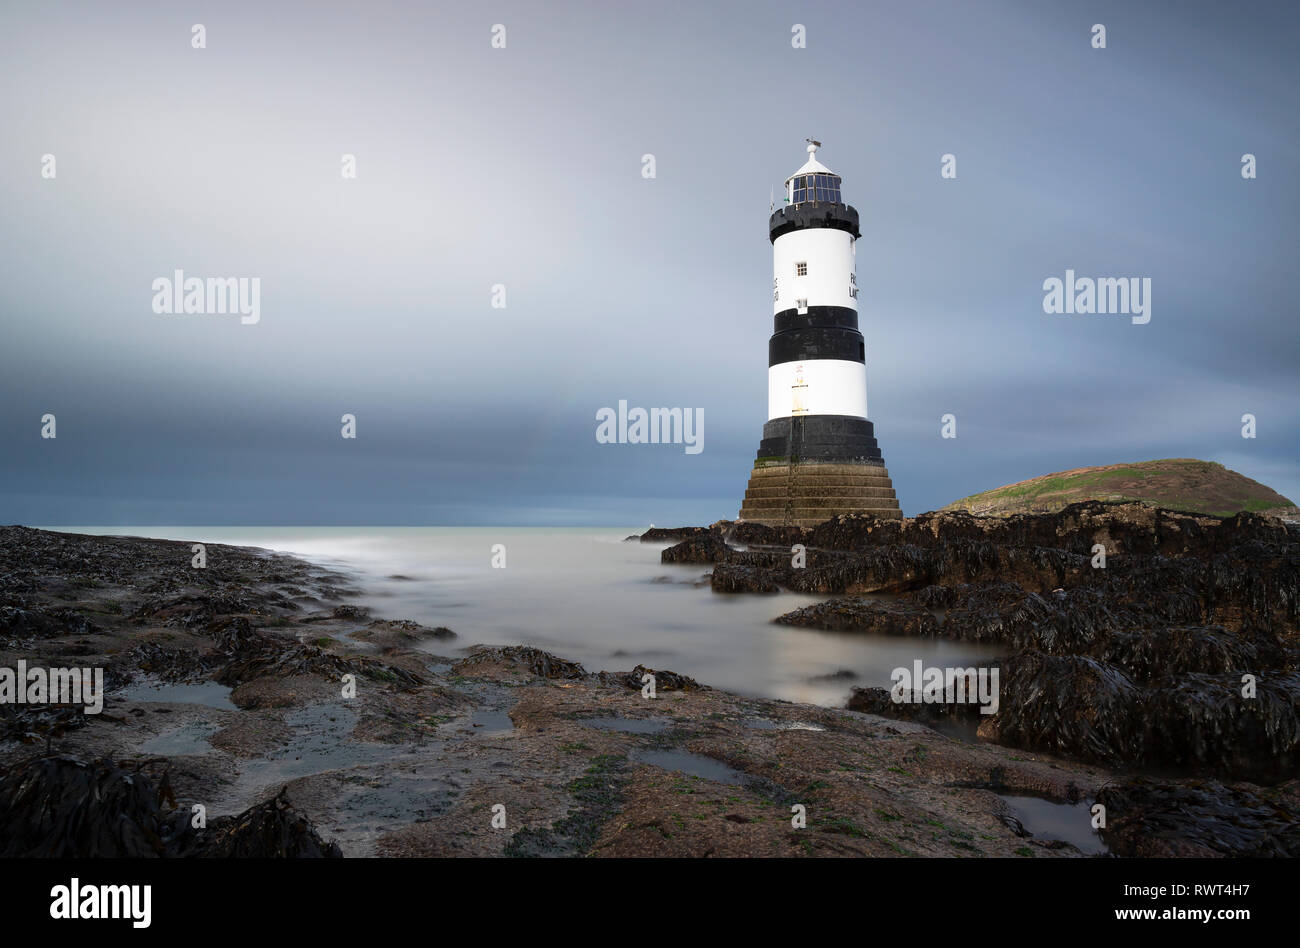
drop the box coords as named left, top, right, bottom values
left=791, top=364, right=808, bottom=415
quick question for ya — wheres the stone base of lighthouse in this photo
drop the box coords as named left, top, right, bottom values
left=737, top=415, right=903, bottom=527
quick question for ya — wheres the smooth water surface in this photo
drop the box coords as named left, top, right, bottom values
left=57, top=526, right=1002, bottom=708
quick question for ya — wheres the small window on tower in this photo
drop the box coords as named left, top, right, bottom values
left=795, top=261, right=807, bottom=277
left=796, top=298, right=808, bottom=314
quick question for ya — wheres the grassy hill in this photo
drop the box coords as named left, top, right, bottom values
left=944, top=459, right=1297, bottom=519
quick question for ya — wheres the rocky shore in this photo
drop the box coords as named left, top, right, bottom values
left=654, top=502, right=1300, bottom=856
left=2, top=513, right=1295, bottom=858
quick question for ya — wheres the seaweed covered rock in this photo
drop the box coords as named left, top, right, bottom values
left=639, top=527, right=711, bottom=544
left=710, top=564, right=781, bottom=593
left=846, top=686, right=983, bottom=730
left=980, top=656, right=1300, bottom=783
left=127, top=642, right=216, bottom=683
left=1098, top=777, right=1300, bottom=857
left=907, top=586, right=1266, bottom=656
left=729, top=521, right=805, bottom=548
left=1095, top=625, right=1281, bottom=680
left=1140, top=672, right=1300, bottom=782
left=663, top=502, right=1300, bottom=783
left=132, top=593, right=257, bottom=627
left=773, top=540, right=1091, bottom=596
left=331, top=604, right=370, bottom=620
left=783, top=544, right=939, bottom=595
left=214, top=617, right=424, bottom=687
left=352, top=618, right=456, bottom=644
left=0, top=756, right=342, bottom=858
left=661, top=532, right=729, bottom=564
left=790, top=500, right=1292, bottom=564
left=0, top=756, right=183, bottom=857
left=776, top=598, right=937, bottom=636
left=1, top=605, right=99, bottom=639
left=1008, top=590, right=1160, bottom=654
left=916, top=581, right=1027, bottom=611
left=725, top=548, right=794, bottom=569
left=817, top=502, right=1280, bottom=559
left=945, top=588, right=1155, bottom=653
left=175, top=790, right=342, bottom=858
left=978, top=653, right=1144, bottom=766
left=0, top=705, right=93, bottom=746
left=600, top=664, right=699, bottom=692
left=455, top=645, right=586, bottom=680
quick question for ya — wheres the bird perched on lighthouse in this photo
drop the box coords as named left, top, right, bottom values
left=737, top=141, right=903, bottom=526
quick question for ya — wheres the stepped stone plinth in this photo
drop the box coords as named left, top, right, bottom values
left=738, top=460, right=903, bottom=528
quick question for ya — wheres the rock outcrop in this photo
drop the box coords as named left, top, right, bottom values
left=0, top=756, right=341, bottom=858
left=656, top=502, right=1300, bottom=785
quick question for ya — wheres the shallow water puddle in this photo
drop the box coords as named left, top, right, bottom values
left=119, top=680, right=237, bottom=710
left=140, top=721, right=220, bottom=756
left=1000, top=795, right=1107, bottom=855
left=251, top=704, right=393, bottom=777
left=632, top=748, right=747, bottom=785
left=215, top=702, right=418, bottom=814
left=578, top=716, right=670, bottom=735
left=316, top=765, right=459, bottom=853
left=466, top=709, right=514, bottom=732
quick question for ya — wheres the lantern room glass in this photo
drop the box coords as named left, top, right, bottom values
left=790, top=173, right=842, bottom=205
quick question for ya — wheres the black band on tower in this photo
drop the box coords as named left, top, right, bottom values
left=773, top=305, right=859, bottom=333
left=769, top=326, right=865, bottom=366
left=769, top=203, right=861, bottom=243
left=756, top=415, right=884, bottom=464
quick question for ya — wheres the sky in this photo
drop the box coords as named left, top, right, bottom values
left=1, top=0, right=1296, bottom=525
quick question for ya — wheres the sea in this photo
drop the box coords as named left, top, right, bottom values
left=52, top=526, right=1003, bottom=708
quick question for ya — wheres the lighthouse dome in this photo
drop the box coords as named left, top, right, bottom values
left=785, top=142, right=842, bottom=205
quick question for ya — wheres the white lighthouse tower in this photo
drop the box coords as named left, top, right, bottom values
left=737, top=141, right=903, bottom=526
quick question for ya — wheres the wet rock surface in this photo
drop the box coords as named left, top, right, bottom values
left=1097, top=777, right=1300, bottom=857
left=655, top=503, right=1300, bottom=851
left=777, top=598, right=938, bottom=636
left=846, top=687, right=983, bottom=732
left=6, top=518, right=1294, bottom=859
left=711, top=564, right=780, bottom=593
left=174, top=789, right=343, bottom=858
left=3, top=525, right=1133, bottom=858
left=637, top=527, right=711, bottom=544
left=0, top=756, right=188, bottom=857
left=350, top=619, right=457, bottom=646
left=0, top=756, right=339, bottom=857
left=455, top=645, right=586, bottom=680
left=660, top=532, right=729, bottom=564
left=598, top=664, right=700, bottom=693
left=213, top=616, right=426, bottom=690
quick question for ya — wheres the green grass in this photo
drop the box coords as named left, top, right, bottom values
left=947, top=459, right=1294, bottom=518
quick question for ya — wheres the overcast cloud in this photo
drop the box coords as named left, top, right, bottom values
left=1, top=0, right=1296, bottom=525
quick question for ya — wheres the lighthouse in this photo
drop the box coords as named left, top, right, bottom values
left=737, top=142, right=903, bottom=526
